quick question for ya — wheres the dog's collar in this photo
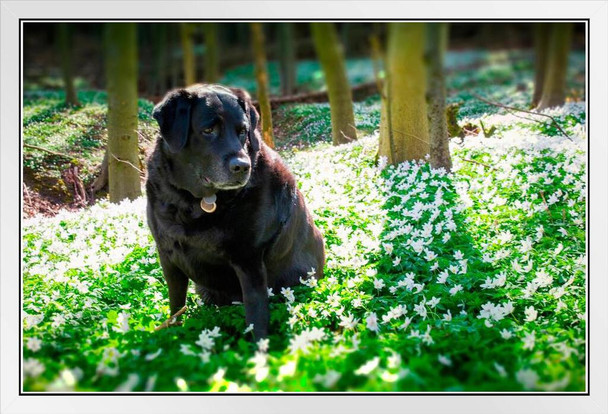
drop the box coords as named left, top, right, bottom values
left=200, top=194, right=217, bottom=213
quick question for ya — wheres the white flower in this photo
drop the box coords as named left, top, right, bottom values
left=500, top=329, right=512, bottom=340
left=145, top=348, right=163, bottom=361
left=355, top=357, right=380, bottom=376
left=516, top=368, right=539, bottom=389
left=438, top=354, right=452, bottom=366
left=524, top=306, right=538, bottom=322
left=338, top=314, right=359, bottom=330
left=442, top=310, right=452, bottom=322
left=26, top=337, right=42, bottom=352
left=281, top=287, right=295, bottom=303
left=373, top=278, right=385, bottom=290
left=313, top=370, right=341, bottom=388
left=437, top=270, right=449, bottom=284
left=449, top=285, right=463, bottom=296
left=533, top=270, right=554, bottom=288
left=522, top=331, right=536, bottom=350
left=494, top=362, right=507, bottom=377
left=257, top=338, right=270, bottom=353
left=366, top=312, right=379, bottom=333
left=195, top=330, right=216, bottom=351
left=114, top=311, right=130, bottom=333
left=23, top=358, right=45, bottom=378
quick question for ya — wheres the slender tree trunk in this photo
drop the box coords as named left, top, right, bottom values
left=427, top=23, right=452, bottom=172
left=56, top=23, right=79, bottom=106
left=170, top=25, right=179, bottom=88
left=250, top=23, right=275, bottom=148
left=105, top=23, right=141, bottom=203
left=180, top=23, right=196, bottom=86
left=536, top=23, right=573, bottom=111
left=279, top=23, right=297, bottom=95
left=379, top=23, right=430, bottom=165
left=153, top=24, right=168, bottom=95
left=311, top=22, right=357, bottom=145
left=532, top=23, right=551, bottom=108
left=203, top=23, right=220, bottom=83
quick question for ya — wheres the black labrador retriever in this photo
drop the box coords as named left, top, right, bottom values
left=146, top=84, right=325, bottom=338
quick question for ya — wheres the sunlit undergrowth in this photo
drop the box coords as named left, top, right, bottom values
left=22, top=97, right=586, bottom=391
left=23, top=90, right=157, bottom=186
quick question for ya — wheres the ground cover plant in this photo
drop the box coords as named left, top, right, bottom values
left=21, top=49, right=587, bottom=392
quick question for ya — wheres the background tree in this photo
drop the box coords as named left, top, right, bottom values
left=278, top=23, right=297, bottom=95
left=202, top=23, right=220, bottom=83
left=105, top=23, right=141, bottom=203
left=56, top=23, right=79, bottom=106
left=250, top=23, right=275, bottom=148
left=531, top=23, right=551, bottom=108
left=379, top=23, right=429, bottom=164
left=180, top=23, right=196, bottom=86
left=152, top=24, right=168, bottom=96
left=536, top=23, right=573, bottom=111
left=311, top=22, right=357, bottom=145
left=426, top=23, right=452, bottom=172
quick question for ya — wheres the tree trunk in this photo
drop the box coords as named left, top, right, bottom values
left=153, top=24, right=168, bottom=95
left=379, top=23, right=430, bottom=165
left=278, top=23, right=297, bottom=95
left=311, top=23, right=357, bottom=145
left=180, top=23, right=196, bottom=86
left=531, top=23, right=551, bottom=108
left=250, top=23, right=275, bottom=148
left=203, top=23, right=220, bottom=83
left=536, top=23, right=573, bottom=111
left=105, top=23, right=142, bottom=203
left=56, top=23, right=79, bottom=106
left=426, top=23, right=452, bottom=172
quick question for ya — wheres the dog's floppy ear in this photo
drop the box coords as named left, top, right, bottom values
left=229, top=87, right=261, bottom=153
left=153, top=89, right=192, bottom=153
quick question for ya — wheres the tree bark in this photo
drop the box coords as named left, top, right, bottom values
left=279, top=23, right=297, bottom=95
left=105, top=23, right=142, bottom=203
left=250, top=23, right=275, bottom=148
left=426, top=23, right=452, bottom=172
left=180, top=23, right=196, bottom=86
left=203, top=23, right=220, bottom=83
left=536, top=23, right=573, bottom=111
left=531, top=23, right=551, bottom=108
left=56, top=24, right=79, bottom=106
left=311, top=23, right=357, bottom=145
left=379, top=23, right=430, bottom=165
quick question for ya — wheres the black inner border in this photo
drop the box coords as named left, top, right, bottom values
left=18, top=17, right=591, bottom=397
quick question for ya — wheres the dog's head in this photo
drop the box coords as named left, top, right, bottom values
left=152, top=84, right=261, bottom=198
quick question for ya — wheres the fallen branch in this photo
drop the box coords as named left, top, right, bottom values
left=155, top=305, right=188, bottom=331
left=24, top=143, right=75, bottom=159
left=469, top=92, right=572, bottom=141
left=110, top=153, right=144, bottom=175
left=252, top=81, right=379, bottom=109
left=463, top=158, right=494, bottom=170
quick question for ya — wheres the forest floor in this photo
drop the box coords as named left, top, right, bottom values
left=21, top=49, right=588, bottom=392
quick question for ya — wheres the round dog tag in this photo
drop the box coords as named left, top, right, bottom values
left=200, top=194, right=217, bottom=213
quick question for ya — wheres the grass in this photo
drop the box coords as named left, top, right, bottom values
left=21, top=48, right=587, bottom=392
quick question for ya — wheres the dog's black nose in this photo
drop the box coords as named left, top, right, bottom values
left=229, top=157, right=251, bottom=174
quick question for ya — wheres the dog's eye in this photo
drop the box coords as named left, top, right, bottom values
left=202, top=127, right=215, bottom=134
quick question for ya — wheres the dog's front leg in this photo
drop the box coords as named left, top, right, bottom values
left=158, top=253, right=189, bottom=319
left=231, top=261, right=269, bottom=339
